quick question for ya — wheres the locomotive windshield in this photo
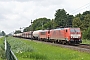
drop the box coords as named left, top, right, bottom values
left=70, top=28, right=80, bottom=32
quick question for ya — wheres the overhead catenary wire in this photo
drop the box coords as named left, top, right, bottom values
left=70, top=2, right=90, bottom=14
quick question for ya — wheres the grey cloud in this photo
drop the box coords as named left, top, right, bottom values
left=0, top=14, right=5, bottom=20
left=0, top=0, right=64, bottom=4
left=17, top=0, right=43, bottom=2
left=0, top=8, right=13, bottom=21
left=0, top=0, right=89, bottom=34
left=0, top=0, right=42, bottom=2
left=34, top=0, right=65, bottom=7
left=0, top=0, right=12, bottom=2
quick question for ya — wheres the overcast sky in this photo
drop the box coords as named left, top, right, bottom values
left=0, top=0, right=90, bottom=34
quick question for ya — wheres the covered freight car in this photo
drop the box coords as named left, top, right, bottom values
left=22, top=31, right=32, bottom=38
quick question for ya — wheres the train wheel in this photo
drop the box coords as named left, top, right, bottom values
left=62, top=41, right=66, bottom=45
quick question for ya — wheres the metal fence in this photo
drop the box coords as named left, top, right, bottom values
left=5, top=37, right=18, bottom=60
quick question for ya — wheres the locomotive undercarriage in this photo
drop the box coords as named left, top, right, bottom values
left=49, top=38, right=82, bottom=45
left=69, top=38, right=82, bottom=44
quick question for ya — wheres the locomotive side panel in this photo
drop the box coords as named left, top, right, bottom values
left=49, top=29, right=66, bottom=40
left=64, top=28, right=71, bottom=41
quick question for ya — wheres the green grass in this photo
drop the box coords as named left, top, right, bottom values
left=0, top=37, right=6, bottom=60
left=5, top=36, right=90, bottom=60
left=82, top=39, right=90, bottom=44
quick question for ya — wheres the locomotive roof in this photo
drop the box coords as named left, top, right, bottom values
left=51, top=28, right=80, bottom=30
left=51, top=28, right=64, bottom=30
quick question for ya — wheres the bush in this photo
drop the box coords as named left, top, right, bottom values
left=5, top=35, right=8, bottom=37
left=83, top=27, right=90, bottom=40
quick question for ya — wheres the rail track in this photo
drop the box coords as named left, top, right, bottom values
left=75, top=44, right=90, bottom=49
left=31, top=39, right=90, bottom=54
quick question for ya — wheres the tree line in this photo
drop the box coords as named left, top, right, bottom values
left=15, top=9, right=90, bottom=39
left=0, top=31, right=6, bottom=36
left=23, top=9, right=74, bottom=31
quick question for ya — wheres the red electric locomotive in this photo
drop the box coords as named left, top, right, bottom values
left=49, top=28, right=82, bottom=44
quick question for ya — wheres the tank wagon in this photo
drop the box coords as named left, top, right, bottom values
left=33, top=30, right=50, bottom=41
left=13, top=33, right=22, bottom=38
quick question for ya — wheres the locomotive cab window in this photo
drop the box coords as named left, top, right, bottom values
left=66, top=29, right=67, bottom=32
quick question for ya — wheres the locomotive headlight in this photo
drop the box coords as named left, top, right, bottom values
left=71, top=36, right=73, bottom=38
